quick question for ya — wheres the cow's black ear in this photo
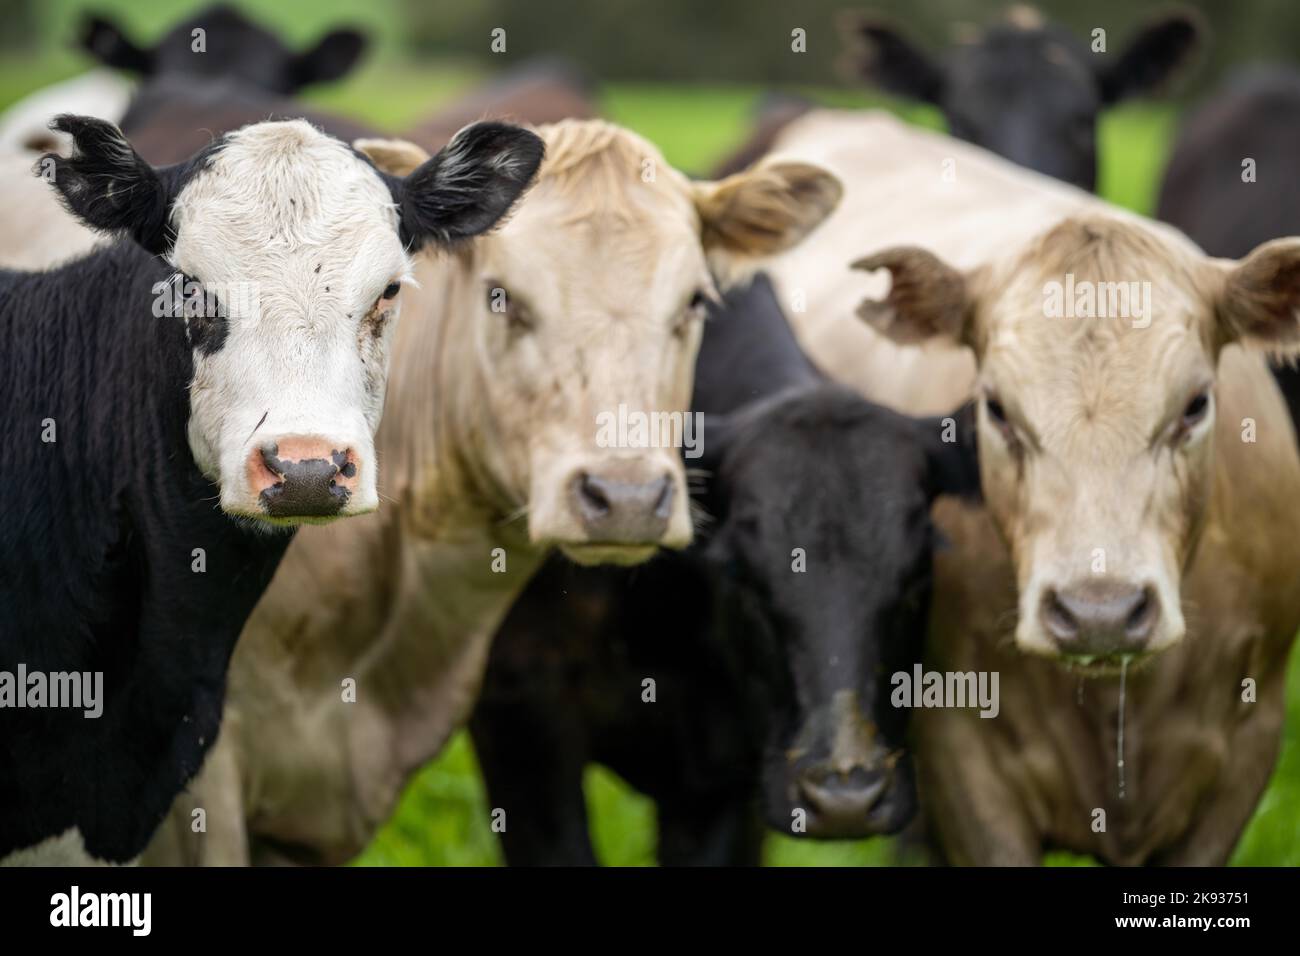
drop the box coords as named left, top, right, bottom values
left=915, top=401, right=981, bottom=502
left=79, top=13, right=154, bottom=74
left=42, top=115, right=179, bottom=255
left=291, top=28, right=367, bottom=90
left=1098, top=9, right=1204, bottom=104
left=397, top=121, right=545, bottom=251
left=838, top=12, right=946, bottom=104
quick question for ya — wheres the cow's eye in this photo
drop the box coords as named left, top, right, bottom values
left=1181, top=390, right=1211, bottom=431
left=378, top=281, right=401, bottom=306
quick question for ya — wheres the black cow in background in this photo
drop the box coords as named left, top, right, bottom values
left=1156, top=66, right=1300, bottom=433
left=83, top=3, right=366, bottom=101
left=76, top=4, right=372, bottom=164
left=74, top=4, right=595, bottom=167
left=470, top=275, right=979, bottom=865
left=838, top=5, right=1202, bottom=190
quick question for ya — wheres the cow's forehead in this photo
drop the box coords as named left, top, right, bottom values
left=483, top=195, right=707, bottom=315
left=172, top=123, right=394, bottom=239
left=169, top=121, right=400, bottom=278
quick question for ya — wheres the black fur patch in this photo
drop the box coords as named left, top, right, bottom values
left=41, top=115, right=224, bottom=256
left=371, top=122, right=544, bottom=252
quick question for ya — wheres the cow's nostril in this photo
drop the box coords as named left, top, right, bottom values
left=1125, top=586, right=1158, bottom=642
left=1041, top=589, right=1080, bottom=642
left=577, top=473, right=611, bottom=517
left=652, top=474, right=674, bottom=518
left=259, top=443, right=284, bottom=480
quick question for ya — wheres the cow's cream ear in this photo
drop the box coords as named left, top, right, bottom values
left=694, top=161, right=841, bottom=287
left=1216, top=237, right=1300, bottom=349
left=354, top=138, right=431, bottom=177
left=850, top=246, right=971, bottom=346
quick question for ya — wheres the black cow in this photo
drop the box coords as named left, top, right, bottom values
left=82, top=3, right=365, bottom=99
left=75, top=5, right=372, bottom=164
left=1156, top=65, right=1300, bottom=432
left=840, top=6, right=1201, bottom=190
left=470, top=275, right=979, bottom=865
left=0, top=114, right=542, bottom=863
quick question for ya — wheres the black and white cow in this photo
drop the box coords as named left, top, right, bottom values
left=470, top=274, right=979, bottom=864
left=0, top=114, right=542, bottom=863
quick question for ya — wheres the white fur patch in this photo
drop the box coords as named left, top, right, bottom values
left=168, top=120, right=408, bottom=522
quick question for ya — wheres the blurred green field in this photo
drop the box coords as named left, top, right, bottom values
left=2, top=0, right=1296, bottom=867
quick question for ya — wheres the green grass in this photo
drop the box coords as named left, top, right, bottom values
left=3, top=2, right=1298, bottom=866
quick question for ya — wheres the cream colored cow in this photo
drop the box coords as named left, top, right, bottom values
left=759, top=109, right=1300, bottom=864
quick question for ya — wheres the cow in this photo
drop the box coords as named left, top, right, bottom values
left=138, top=121, right=842, bottom=865
left=0, top=4, right=366, bottom=157
left=85, top=3, right=365, bottom=103
left=471, top=273, right=980, bottom=865
left=1156, top=65, right=1300, bottom=433
left=717, top=107, right=1300, bottom=864
left=714, top=6, right=1201, bottom=190
left=849, top=216, right=1300, bottom=865
left=0, top=114, right=543, bottom=864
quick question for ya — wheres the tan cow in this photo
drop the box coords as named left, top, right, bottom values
left=760, top=109, right=1300, bottom=864
left=141, top=120, right=841, bottom=864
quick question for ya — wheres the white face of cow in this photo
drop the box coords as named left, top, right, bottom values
left=852, top=219, right=1300, bottom=669
left=167, top=122, right=407, bottom=524
left=46, top=115, right=544, bottom=529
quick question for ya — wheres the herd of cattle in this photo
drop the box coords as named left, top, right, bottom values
left=1, top=3, right=1299, bottom=867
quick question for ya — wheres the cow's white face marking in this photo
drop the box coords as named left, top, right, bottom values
left=169, top=121, right=407, bottom=525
